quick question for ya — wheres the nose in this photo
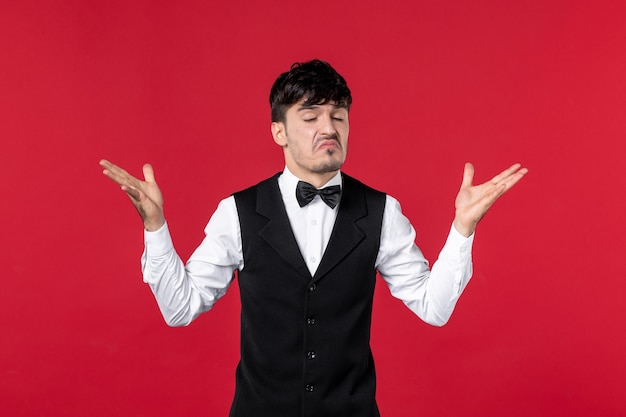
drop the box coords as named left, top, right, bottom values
left=319, top=113, right=337, bottom=137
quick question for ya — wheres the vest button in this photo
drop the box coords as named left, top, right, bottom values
left=305, top=384, right=314, bottom=392
left=307, top=351, right=316, bottom=360
left=308, top=283, right=317, bottom=292
left=306, top=317, right=316, bottom=325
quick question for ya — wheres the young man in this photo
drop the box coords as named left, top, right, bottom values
left=100, top=59, right=527, bottom=417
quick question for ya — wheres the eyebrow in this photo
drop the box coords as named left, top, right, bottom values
left=296, top=104, right=348, bottom=112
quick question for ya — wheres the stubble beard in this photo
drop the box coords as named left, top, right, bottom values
left=311, top=149, right=344, bottom=173
left=285, top=129, right=346, bottom=174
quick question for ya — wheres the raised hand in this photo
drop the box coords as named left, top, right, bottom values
left=453, top=162, right=528, bottom=237
left=100, top=159, right=165, bottom=231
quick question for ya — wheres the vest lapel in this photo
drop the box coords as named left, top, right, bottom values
left=255, top=175, right=312, bottom=280
left=313, top=174, right=367, bottom=281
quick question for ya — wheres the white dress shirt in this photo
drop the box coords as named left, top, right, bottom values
left=142, top=167, right=474, bottom=327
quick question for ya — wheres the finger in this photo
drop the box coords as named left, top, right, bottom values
left=485, top=169, right=527, bottom=206
left=461, top=162, right=474, bottom=188
left=103, top=169, right=135, bottom=188
left=100, top=159, right=125, bottom=177
left=498, top=169, right=528, bottom=191
left=143, top=163, right=156, bottom=183
left=100, top=159, right=129, bottom=176
left=100, top=159, right=123, bottom=181
left=491, top=163, right=523, bottom=184
left=102, top=167, right=128, bottom=186
left=121, top=185, right=142, bottom=201
left=100, top=160, right=141, bottom=187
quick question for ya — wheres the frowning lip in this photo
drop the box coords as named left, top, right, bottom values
left=315, top=138, right=341, bottom=151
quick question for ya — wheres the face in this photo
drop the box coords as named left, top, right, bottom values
left=272, top=100, right=349, bottom=185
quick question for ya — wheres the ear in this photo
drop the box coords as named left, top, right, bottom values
left=271, top=121, right=287, bottom=146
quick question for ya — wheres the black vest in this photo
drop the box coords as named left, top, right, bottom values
left=231, top=173, right=386, bottom=417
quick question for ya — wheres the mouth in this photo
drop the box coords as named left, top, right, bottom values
left=315, top=137, right=341, bottom=151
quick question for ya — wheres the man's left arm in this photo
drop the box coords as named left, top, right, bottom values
left=376, top=163, right=527, bottom=326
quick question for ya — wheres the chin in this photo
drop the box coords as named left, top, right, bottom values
left=313, top=159, right=344, bottom=173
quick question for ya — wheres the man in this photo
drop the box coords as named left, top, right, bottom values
left=100, top=59, right=527, bottom=417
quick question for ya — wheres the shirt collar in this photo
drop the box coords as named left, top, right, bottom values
left=281, top=166, right=342, bottom=190
left=279, top=166, right=342, bottom=207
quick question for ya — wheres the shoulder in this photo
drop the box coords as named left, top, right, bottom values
left=340, top=173, right=388, bottom=222
left=232, top=173, right=282, bottom=209
left=233, top=172, right=282, bottom=197
left=341, top=172, right=386, bottom=197
left=339, top=174, right=410, bottom=223
left=232, top=172, right=284, bottom=218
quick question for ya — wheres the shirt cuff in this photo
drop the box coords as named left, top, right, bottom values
left=144, top=221, right=174, bottom=257
left=449, top=223, right=474, bottom=243
left=445, top=223, right=474, bottom=258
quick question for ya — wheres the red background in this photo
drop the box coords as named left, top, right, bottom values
left=2, top=1, right=625, bottom=416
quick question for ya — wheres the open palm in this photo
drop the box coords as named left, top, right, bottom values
left=453, top=162, right=528, bottom=237
left=100, top=159, right=165, bottom=231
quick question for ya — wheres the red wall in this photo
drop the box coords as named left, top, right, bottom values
left=1, top=1, right=625, bottom=416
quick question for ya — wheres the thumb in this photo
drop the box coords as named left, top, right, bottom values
left=461, top=162, right=474, bottom=188
left=143, top=163, right=156, bottom=183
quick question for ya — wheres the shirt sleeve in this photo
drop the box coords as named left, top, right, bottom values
left=375, top=195, right=474, bottom=326
left=141, top=196, right=243, bottom=327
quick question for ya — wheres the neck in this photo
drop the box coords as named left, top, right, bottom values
left=286, top=165, right=339, bottom=188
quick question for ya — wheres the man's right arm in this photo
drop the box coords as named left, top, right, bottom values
left=141, top=197, right=243, bottom=326
left=100, top=160, right=242, bottom=326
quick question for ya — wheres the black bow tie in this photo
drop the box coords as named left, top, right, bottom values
left=296, top=181, right=341, bottom=208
